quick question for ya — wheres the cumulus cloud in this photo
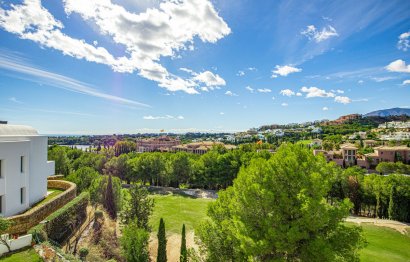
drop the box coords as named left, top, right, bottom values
left=280, top=89, right=295, bottom=97
left=143, top=115, right=184, bottom=120
left=272, top=96, right=275, bottom=100
left=0, top=0, right=230, bottom=94
left=358, top=80, right=364, bottom=84
left=322, top=106, right=329, bottom=111
left=219, top=112, right=225, bottom=115
left=301, top=25, right=339, bottom=43
left=398, top=31, right=410, bottom=51
left=225, top=90, right=238, bottom=96
left=300, top=86, right=335, bottom=98
left=281, top=102, right=288, bottom=107
left=296, top=92, right=302, bottom=96
left=245, top=86, right=254, bottom=93
left=385, top=59, right=410, bottom=73
left=193, top=71, right=226, bottom=87
left=336, top=89, right=344, bottom=94
left=403, top=80, right=410, bottom=85
left=271, top=65, right=302, bottom=78
left=334, top=96, right=351, bottom=104
left=257, top=88, right=272, bottom=93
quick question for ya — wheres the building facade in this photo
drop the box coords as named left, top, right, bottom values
left=172, top=141, right=236, bottom=155
left=0, top=124, right=55, bottom=217
left=136, top=136, right=181, bottom=152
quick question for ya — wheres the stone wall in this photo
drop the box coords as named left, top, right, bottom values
left=7, top=180, right=77, bottom=234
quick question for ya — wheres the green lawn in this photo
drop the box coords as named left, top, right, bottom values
left=359, top=223, right=410, bottom=262
left=149, top=194, right=213, bottom=234
left=0, top=247, right=42, bottom=262
left=30, top=189, right=64, bottom=209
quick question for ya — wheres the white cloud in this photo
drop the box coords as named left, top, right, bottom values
left=143, top=115, right=184, bottom=120
left=300, top=86, right=335, bottom=98
left=245, top=86, right=254, bottom=93
left=385, top=59, right=410, bottom=73
left=237, top=70, right=245, bottom=76
left=272, top=96, right=275, bottom=100
left=301, top=25, right=338, bottom=43
left=281, top=102, right=288, bottom=107
left=225, top=90, right=238, bottom=96
left=322, top=106, right=329, bottom=111
left=372, top=76, right=396, bottom=82
left=398, top=31, right=410, bottom=51
left=336, top=89, right=344, bottom=94
left=280, top=89, right=295, bottom=97
left=219, top=112, right=225, bottom=115
left=8, top=97, right=24, bottom=104
left=296, top=92, right=302, bottom=96
left=0, top=0, right=230, bottom=94
left=271, top=65, right=302, bottom=78
left=248, top=67, right=257, bottom=71
left=0, top=53, right=149, bottom=107
left=334, top=96, right=351, bottom=104
left=358, top=80, right=364, bottom=84
left=402, top=80, right=410, bottom=85
left=193, top=71, right=226, bottom=87
left=257, top=88, right=272, bottom=93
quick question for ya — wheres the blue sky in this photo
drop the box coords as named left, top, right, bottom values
left=0, top=0, right=410, bottom=134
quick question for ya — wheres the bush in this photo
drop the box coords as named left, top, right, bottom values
left=29, top=192, right=89, bottom=244
left=79, top=247, right=89, bottom=260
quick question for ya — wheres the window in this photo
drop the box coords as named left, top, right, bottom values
left=0, top=160, right=2, bottom=178
left=0, top=195, right=2, bottom=214
left=20, top=156, right=24, bottom=173
left=20, top=187, right=26, bottom=204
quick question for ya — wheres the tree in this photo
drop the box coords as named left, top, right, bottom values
left=89, top=175, right=122, bottom=210
left=180, top=224, right=187, bottom=262
left=48, top=146, right=70, bottom=176
left=120, top=220, right=150, bottom=262
left=157, top=218, right=167, bottom=262
left=114, top=141, right=136, bottom=157
left=104, top=175, right=117, bottom=219
left=66, top=167, right=99, bottom=193
left=121, top=184, right=154, bottom=230
left=0, top=218, right=12, bottom=252
left=197, top=144, right=365, bottom=261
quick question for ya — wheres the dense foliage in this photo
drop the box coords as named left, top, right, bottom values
left=197, top=144, right=365, bottom=261
left=121, top=184, right=154, bottom=230
left=120, top=220, right=150, bottom=262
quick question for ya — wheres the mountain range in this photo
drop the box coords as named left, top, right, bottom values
left=364, top=108, right=410, bottom=117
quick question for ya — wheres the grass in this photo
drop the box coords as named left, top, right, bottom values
left=30, top=189, right=64, bottom=209
left=358, top=223, right=410, bottom=262
left=0, top=247, right=42, bottom=262
left=149, top=194, right=213, bottom=234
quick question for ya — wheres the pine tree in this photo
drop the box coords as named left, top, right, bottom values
left=157, top=218, right=167, bottom=262
left=104, top=175, right=117, bottom=219
left=180, top=224, right=187, bottom=262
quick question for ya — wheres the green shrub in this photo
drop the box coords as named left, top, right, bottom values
left=79, top=247, right=89, bottom=260
left=29, top=192, right=89, bottom=244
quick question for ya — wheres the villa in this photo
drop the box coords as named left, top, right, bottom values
left=0, top=123, right=55, bottom=217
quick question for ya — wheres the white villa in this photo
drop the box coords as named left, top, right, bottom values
left=0, top=123, right=55, bottom=217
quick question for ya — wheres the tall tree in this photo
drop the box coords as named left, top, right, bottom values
left=197, top=144, right=365, bottom=261
left=121, top=184, right=154, bottom=230
left=120, top=220, right=150, bottom=262
left=104, top=175, right=117, bottom=219
left=157, top=218, right=167, bottom=262
left=180, top=224, right=187, bottom=262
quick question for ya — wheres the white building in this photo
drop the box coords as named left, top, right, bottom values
left=379, top=131, right=410, bottom=141
left=0, top=124, right=55, bottom=217
left=378, top=121, right=410, bottom=129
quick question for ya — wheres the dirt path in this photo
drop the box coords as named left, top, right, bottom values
left=149, top=230, right=196, bottom=262
left=346, top=216, right=410, bottom=234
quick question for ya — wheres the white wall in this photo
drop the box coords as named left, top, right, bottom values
left=0, top=134, right=54, bottom=217
left=0, top=234, right=33, bottom=255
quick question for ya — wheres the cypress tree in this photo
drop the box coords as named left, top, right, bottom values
left=180, top=224, right=187, bottom=262
left=104, top=175, right=117, bottom=219
left=157, top=218, right=167, bottom=262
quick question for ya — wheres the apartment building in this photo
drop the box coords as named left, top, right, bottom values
left=136, top=136, right=181, bottom=152
left=0, top=123, right=55, bottom=217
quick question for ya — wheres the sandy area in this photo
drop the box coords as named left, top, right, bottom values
left=149, top=230, right=196, bottom=262
left=346, top=216, right=410, bottom=234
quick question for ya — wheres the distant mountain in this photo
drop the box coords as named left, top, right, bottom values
left=364, top=108, right=410, bottom=117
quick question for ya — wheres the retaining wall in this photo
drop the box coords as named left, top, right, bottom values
left=7, top=180, right=76, bottom=234
left=0, top=234, right=32, bottom=256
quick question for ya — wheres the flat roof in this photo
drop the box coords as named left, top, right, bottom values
left=0, top=124, right=38, bottom=136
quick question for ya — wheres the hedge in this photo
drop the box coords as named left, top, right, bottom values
left=29, top=192, right=89, bottom=244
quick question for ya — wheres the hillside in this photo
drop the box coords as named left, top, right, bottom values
left=365, top=108, right=410, bottom=117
